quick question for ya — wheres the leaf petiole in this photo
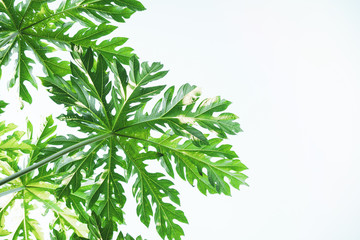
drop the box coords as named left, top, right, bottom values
left=0, top=132, right=113, bottom=186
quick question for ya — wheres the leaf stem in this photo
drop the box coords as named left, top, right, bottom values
left=0, top=186, right=25, bottom=198
left=20, top=0, right=102, bottom=31
left=0, top=133, right=113, bottom=186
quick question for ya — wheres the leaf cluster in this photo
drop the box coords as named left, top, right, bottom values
left=0, top=1, right=247, bottom=239
left=0, top=0, right=144, bottom=103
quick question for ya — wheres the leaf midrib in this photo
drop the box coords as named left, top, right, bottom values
left=20, top=0, right=102, bottom=31
left=116, top=115, right=223, bottom=132
left=0, top=0, right=17, bottom=29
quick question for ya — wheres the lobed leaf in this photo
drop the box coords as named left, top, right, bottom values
left=0, top=0, right=144, bottom=102
left=42, top=50, right=246, bottom=239
left=120, top=140, right=187, bottom=240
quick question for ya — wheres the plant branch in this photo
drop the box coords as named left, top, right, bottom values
left=0, top=133, right=113, bottom=186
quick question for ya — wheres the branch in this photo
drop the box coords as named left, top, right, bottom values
left=0, top=133, right=113, bottom=186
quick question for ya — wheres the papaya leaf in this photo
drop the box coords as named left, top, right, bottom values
left=42, top=49, right=246, bottom=239
left=1, top=1, right=246, bottom=239
left=117, top=232, right=145, bottom=240
left=0, top=0, right=145, bottom=102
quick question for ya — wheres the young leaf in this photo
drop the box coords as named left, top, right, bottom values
left=0, top=120, right=88, bottom=239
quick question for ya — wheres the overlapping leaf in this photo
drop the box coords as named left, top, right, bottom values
left=0, top=122, right=31, bottom=154
left=0, top=119, right=88, bottom=239
left=0, top=101, right=7, bottom=114
left=0, top=0, right=145, bottom=103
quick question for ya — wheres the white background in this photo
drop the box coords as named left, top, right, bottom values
left=118, top=0, right=360, bottom=239
left=1, top=0, right=360, bottom=239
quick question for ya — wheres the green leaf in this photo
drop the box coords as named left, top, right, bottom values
left=117, top=86, right=241, bottom=145
left=42, top=51, right=246, bottom=239
left=0, top=119, right=90, bottom=239
left=28, top=187, right=89, bottom=238
left=112, top=57, right=168, bottom=129
left=29, top=115, right=57, bottom=164
left=0, top=121, right=17, bottom=136
left=0, top=122, right=31, bottom=152
left=0, top=0, right=142, bottom=101
left=117, top=232, right=145, bottom=240
left=0, top=47, right=246, bottom=240
left=55, top=145, right=101, bottom=199
left=120, top=140, right=187, bottom=240
left=13, top=36, right=37, bottom=104
left=0, top=101, right=7, bottom=114
left=10, top=190, right=44, bottom=240
left=86, top=138, right=126, bottom=223
left=87, top=212, right=116, bottom=240
left=50, top=229, right=66, bottom=240
left=112, top=0, right=146, bottom=11
left=0, top=188, right=17, bottom=236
